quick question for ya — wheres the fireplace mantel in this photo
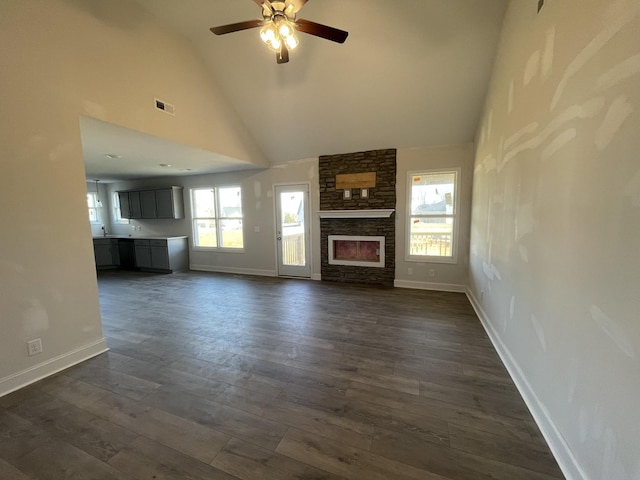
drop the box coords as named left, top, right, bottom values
left=317, top=209, right=395, bottom=219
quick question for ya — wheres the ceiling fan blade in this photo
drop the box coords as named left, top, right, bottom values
left=277, top=44, right=290, bottom=64
left=285, top=0, right=308, bottom=15
left=294, top=18, right=348, bottom=43
left=210, top=19, right=264, bottom=36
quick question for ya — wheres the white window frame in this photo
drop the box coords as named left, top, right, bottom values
left=87, top=192, right=100, bottom=224
left=405, top=168, right=460, bottom=264
left=191, top=186, right=244, bottom=252
left=112, top=192, right=130, bottom=224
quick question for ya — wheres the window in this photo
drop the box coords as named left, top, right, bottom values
left=406, top=169, right=459, bottom=263
left=191, top=186, right=244, bottom=249
left=112, top=192, right=129, bottom=224
left=87, top=192, right=100, bottom=224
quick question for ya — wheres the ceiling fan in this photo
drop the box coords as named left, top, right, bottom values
left=210, top=0, right=349, bottom=64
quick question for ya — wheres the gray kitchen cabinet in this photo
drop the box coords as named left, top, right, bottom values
left=116, top=186, right=183, bottom=219
left=155, top=187, right=184, bottom=219
left=134, top=239, right=153, bottom=268
left=133, top=237, right=188, bottom=273
left=129, top=191, right=142, bottom=219
left=93, top=238, right=120, bottom=269
left=140, top=190, right=157, bottom=219
left=118, top=191, right=130, bottom=219
left=150, top=240, right=170, bottom=270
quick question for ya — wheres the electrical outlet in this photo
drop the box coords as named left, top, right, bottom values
left=429, top=269, right=435, bottom=277
left=407, top=267, right=413, bottom=276
left=27, top=338, right=43, bottom=356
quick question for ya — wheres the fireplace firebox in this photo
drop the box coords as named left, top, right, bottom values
left=328, top=235, right=385, bottom=268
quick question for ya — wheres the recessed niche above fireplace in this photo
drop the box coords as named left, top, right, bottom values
left=328, top=235, right=385, bottom=268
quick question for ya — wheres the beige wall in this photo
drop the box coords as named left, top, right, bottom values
left=0, top=0, right=265, bottom=395
left=469, top=1, right=640, bottom=478
left=395, top=144, right=474, bottom=290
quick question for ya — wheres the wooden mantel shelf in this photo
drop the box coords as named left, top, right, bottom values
left=317, top=209, right=395, bottom=219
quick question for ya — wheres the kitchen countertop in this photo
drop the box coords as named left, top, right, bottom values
left=93, top=235, right=188, bottom=240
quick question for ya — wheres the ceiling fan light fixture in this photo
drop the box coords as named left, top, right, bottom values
left=278, top=20, right=292, bottom=38
left=260, top=23, right=276, bottom=44
left=210, top=0, right=349, bottom=64
left=269, top=36, right=282, bottom=51
left=285, top=33, right=299, bottom=49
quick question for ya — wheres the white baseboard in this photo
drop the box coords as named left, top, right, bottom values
left=394, top=279, right=466, bottom=292
left=0, top=338, right=108, bottom=397
left=311, top=273, right=322, bottom=281
left=465, top=288, right=587, bottom=480
left=190, top=264, right=276, bottom=277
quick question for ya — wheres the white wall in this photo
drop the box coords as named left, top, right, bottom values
left=395, top=144, right=474, bottom=291
left=0, top=0, right=266, bottom=396
left=469, top=1, right=640, bottom=479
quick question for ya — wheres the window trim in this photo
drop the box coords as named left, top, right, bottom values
left=190, top=186, right=245, bottom=252
left=87, top=192, right=101, bottom=224
left=405, top=168, right=460, bottom=264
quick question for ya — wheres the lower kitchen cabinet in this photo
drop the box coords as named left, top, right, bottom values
left=94, top=236, right=188, bottom=273
left=93, top=238, right=120, bottom=268
left=133, top=237, right=188, bottom=273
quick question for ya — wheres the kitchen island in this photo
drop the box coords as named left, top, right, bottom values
left=93, top=236, right=188, bottom=273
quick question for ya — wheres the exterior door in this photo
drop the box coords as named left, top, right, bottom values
left=275, top=184, right=311, bottom=277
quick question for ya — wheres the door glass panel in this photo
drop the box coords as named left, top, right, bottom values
left=280, top=191, right=305, bottom=266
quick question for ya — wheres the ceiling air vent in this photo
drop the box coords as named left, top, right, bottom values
left=154, top=98, right=175, bottom=115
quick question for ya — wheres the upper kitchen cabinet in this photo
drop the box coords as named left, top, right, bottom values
left=140, top=190, right=156, bottom=219
left=156, top=187, right=184, bottom=219
left=118, top=186, right=184, bottom=219
left=122, top=191, right=142, bottom=219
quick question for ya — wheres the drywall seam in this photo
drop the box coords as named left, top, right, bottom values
left=595, top=96, right=634, bottom=151
left=596, top=54, right=640, bottom=91
left=589, top=304, right=636, bottom=359
left=190, top=264, right=277, bottom=277
left=394, top=280, right=466, bottom=293
left=504, top=122, right=539, bottom=151
left=465, top=288, right=589, bottom=480
left=524, top=50, right=541, bottom=86
left=500, top=98, right=605, bottom=170
left=541, top=26, right=556, bottom=81
left=0, top=338, right=108, bottom=397
left=551, top=9, right=637, bottom=110
left=541, top=129, right=577, bottom=161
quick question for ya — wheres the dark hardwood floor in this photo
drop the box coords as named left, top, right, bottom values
left=0, top=270, right=564, bottom=479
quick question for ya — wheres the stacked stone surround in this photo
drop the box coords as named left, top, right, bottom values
left=319, top=148, right=396, bottom=287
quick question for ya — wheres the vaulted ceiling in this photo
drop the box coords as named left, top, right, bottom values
left=84, top=0, right=508, bottom=179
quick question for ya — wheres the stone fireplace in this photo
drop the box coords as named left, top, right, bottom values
left=319, top=149, right=396, bottom=287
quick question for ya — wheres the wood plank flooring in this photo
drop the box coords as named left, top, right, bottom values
left=0, top=270, right=564, bottom=479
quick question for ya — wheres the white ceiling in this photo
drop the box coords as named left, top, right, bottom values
left=84, top=0, right=508, bottom=181
left=81, top=117, right=260, bottom=182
